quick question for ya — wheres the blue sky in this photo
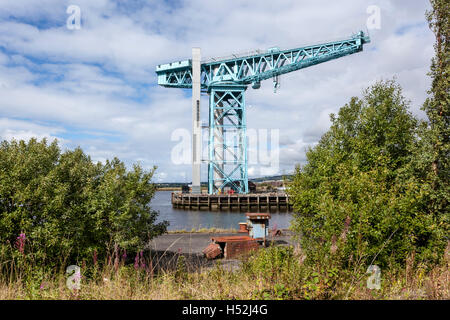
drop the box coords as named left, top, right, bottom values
left=0, top=0, right=435, bottom=182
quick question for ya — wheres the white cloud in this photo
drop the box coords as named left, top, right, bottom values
left=0, top=0, right=435, bottom=181
left=0, top=117, right=65, bottom=142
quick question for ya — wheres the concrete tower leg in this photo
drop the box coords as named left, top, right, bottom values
left=191, top=47, right=201, bottom=194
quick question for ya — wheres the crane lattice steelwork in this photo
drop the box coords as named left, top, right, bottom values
left=156, top=31, right=370, bottom=194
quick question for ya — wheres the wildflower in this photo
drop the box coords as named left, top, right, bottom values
left=330, top=235, right=337, bottom=254
left=15, top=232, right=26, bottom=254
left=74, top=272, right=82, bottom=283
left=148, top=259, right=153, bottom=276
left=93, top=249, right=98, bottom=266
left=139, top=251, right=146, bottom=270
left=114, top=244, right=119, bottom=271
left=339, top=215, right=351, bottom=241
left=134, top=252, right=139, bottom=270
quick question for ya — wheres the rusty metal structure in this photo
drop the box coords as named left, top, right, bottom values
left=203, top=213, right=272, bottom=259
left=207, top=236, right=259, bottom=259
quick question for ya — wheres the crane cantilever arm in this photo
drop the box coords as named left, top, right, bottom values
left=156, top=31, right=370, bottom=89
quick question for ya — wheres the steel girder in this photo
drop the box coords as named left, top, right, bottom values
left=208, top=85, right=248, bottom=194
left=156, top=31, right=370, bottom=90
left=156, top=31, right=370, bottom=194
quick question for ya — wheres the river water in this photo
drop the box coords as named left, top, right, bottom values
left=153, top=191, right=294, bottom=231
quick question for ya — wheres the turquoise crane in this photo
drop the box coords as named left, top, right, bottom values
left=156, top=31, right=370, bottom=194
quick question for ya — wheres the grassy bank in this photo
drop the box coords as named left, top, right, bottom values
left=1, top=244, right=448, bottom=300
left=156, top=187, right=181, bottom=191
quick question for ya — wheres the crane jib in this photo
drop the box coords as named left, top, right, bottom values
left=156, top=30, right=370, bottom=194
left=156, top=31, right=370, bottom=90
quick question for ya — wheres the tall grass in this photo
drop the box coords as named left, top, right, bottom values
left=0, top=240, right=448, bottom=300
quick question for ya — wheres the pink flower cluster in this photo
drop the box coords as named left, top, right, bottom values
left=134, top=251, right=146, bottom=270
left=15, top=232, right=26, bottom=254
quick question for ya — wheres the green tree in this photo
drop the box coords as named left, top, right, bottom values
left=0, top=138, right=168, bottom=267
left=289, top=80, right=446, bottom=270
left=417, top=0, right=449, bottom=218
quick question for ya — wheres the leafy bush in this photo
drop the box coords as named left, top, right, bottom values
left=243, top=246, right=298, bottom=282
left=288, top=80, right=447, bottom=270
left=0, top=138, right=168, bottom=268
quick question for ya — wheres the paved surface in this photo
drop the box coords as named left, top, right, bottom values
left=146, top=230, right=296, bottom=272
left=147, top=230, right=295, bottom=254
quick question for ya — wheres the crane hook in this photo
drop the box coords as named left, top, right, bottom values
left=273, top=75, right=280, bottom=93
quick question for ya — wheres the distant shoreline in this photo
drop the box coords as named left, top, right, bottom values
left=156, top=187, right=208, bottom=191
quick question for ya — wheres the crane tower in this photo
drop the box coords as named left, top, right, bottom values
left=156, top=31, right=370, bottom=194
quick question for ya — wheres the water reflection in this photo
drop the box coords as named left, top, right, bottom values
left=153, top=191, right=294, bottom=231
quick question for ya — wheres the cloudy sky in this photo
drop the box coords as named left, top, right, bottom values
left=0, top=0, right=435, bottom=182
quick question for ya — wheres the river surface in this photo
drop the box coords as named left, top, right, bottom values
left=153, top=191, right=294, bottom=231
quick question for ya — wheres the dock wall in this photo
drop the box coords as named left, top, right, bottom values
left=171, top=192, right=293, bottom=211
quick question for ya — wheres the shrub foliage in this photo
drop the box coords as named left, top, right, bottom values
left=0, top=139, right=168, bottom=266
left=288, top=80, right=448, bottom=269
